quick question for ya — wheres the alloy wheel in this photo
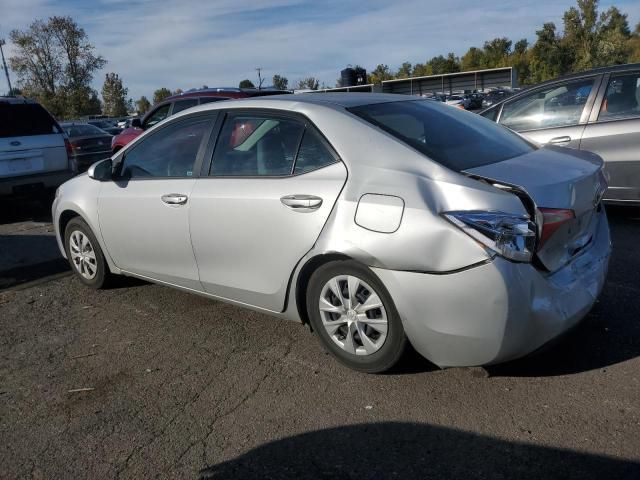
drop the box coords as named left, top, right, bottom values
left=69, top=230, right=98, bottom=280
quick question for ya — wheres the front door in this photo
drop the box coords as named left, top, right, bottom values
left=98, top=113, right=216, bottom=289
left=497, top=76, right=599, bottom=149
left=189, top=111, right=348, bottom=312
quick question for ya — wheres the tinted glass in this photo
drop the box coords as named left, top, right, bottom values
left=0, top=103, right=60, bottom=138
left=294, top=128, right=336, bottom=174
left=599, top=72, right=640, bottom=120
left=349, top=100, right=535, bottom=171
left=172, top=99, right=198, bottom=114
left=210, top=115, right=304, bottom=176
left=499, top=78, right=594, bottom=131
left=143, top=104, right=171, bottom=128
left=480, top=105, right=500, bottom=122
left=121, top=117, right=210, bottom=178
left=63, top=124, right=108, bottom=137
left=199, top=97, right=228, bottom=104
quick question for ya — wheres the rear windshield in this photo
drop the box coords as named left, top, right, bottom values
left=348, top=100, right=535, bottom=171
left=63, top=124, right=108, bottom=137
left=0, top=103, right=61, bottom=138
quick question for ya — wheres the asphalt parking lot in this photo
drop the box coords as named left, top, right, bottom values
left=1, top=199, right=639, bottom=479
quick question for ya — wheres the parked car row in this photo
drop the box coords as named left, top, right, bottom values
left=110, top=87, right=291, bottom=152
left=480, top=63, right=640, bottom=205
left=423, top=91, right=497, bottom=110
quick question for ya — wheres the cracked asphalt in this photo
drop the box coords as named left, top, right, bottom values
left=0, top=200, right=639, bottom=479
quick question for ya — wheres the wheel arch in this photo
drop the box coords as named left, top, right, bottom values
left=294, top=252, right=353, bottom=328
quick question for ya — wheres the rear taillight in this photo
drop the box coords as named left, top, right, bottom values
left=537, top=208, right=575, bottom=248
left=64, top=138, right=78, bottom=173
left=64, top=137, right=73, bottom=156
left=444, top=211, right=537, bottom=262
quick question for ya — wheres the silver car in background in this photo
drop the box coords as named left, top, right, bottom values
left=480, top=63, right=640, bottom=205
left=53, top=93, right=611, bottom=373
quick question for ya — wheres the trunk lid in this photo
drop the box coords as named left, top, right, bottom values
left=464, top=146, right=606, bottom=272
left=70, top=135, right=113, bottom=153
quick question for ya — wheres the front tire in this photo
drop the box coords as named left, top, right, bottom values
left=64, top=217, right=111, bottom=289
left=307, top=260, right=407, bottom=373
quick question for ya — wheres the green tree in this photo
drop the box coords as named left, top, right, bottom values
left=272, top=74, right=289, bottom=90
left=367, top=64, right=394, bottom=84
left=529, top=22, right=569, bottom=83
left=152, top=87, right=172, bottom=104
left=101, top=72, right=128, bottom=117
left=482, top=38, right=512, bottom=68
left=239, top=79, right=255, bottom=88
left=9, top=16, right=106, bottom=118
left=427, top=53, right=460, bottom=74
left=294, top=77, right=320, bottom=90
left=136, top=96, right=151, bottom=114
left=396, top=62, right=413, bottom=78
left=460, top=47, right=484, bottom=71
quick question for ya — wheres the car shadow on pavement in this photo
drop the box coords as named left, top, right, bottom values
left=488, top=205, right=640, bottom=377
left=198, top=422, right=639, bottom=480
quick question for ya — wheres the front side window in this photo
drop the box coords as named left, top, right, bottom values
left=143, top=104, right=171, bottom=129
left=349, top=100, right=535, bottom=171
left=120, top=117, right=211, bottom=178
left=210, top=114, right=304, bottom=176
left=598, top=72, right=640, bottom=121
left=499, top=78, right=595, bottom=131
left=172, top=99, right=198, bottom=114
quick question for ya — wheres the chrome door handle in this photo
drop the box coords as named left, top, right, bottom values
left=280, top=194, right=323, bottom=212
left=548, top=136, right=572, bottom=145
left=161, top=193, right=188, bottom=205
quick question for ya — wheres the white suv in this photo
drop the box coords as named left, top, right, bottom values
left=0, top=97, right=74, bottom=197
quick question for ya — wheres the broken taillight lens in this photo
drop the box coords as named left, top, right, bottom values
left=537, top=208, right=575, bottom=248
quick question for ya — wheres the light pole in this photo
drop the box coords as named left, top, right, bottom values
left=0, top=38, right=14, bottom=96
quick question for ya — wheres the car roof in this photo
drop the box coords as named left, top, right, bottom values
left=0, top=96, right=39, bottom=105
left=239, top=92, right=417, bottom=108
left=165, top=87, right=291, bottom=102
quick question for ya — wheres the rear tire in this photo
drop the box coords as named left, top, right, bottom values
left=307, top=260, right=407, bottom=373
left=64, top=217, right=112, bottom=289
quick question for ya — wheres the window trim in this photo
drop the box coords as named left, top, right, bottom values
left=496, top=74, right=602, bottom=132
left=114, top=111, right=218, bottom=181
left=590, top=70, right=640, bottom=124
left=200, top=108, right=341, bottom=179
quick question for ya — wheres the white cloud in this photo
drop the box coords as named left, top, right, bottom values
left=1, top=0, right=639, bottom=99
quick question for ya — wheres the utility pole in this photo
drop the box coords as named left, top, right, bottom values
left=255, top=67, right=264, bottom=90
left=0, top=38, right=13, bottom=96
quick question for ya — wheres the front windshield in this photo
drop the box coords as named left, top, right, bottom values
left=348, top=100, right=536, bottom=171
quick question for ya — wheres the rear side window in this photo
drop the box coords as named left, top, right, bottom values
left=199, top=97, right=228, bottom=104
left=172, top=99, right=198, bottom=114
left=294, top=128, right=336, bottom=174
left=598, top=72, right=640, bottom=121
left=349, top=100, right=535, bottom=171
left=210, top=114, right=304, bottom=176
left=0, top=103, right=61, bottom=138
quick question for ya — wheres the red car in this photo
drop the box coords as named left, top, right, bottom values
left=111, top=88, right=290, bottom=153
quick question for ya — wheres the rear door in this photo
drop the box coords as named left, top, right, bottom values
left=580, top=70, right=640, bottom=203
left=189, top=110, right=347, bottom=312
left=0, top=102, right=67, bottom=178
left=496, top=76, right=601, bottom=148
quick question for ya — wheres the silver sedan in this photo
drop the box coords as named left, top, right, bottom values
left=52, top=93, right=611, bottom=373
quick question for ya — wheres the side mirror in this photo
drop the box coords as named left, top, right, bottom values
left=88, top=158, right=113, bottom=181
left=131, top=118, right=142, bottom=129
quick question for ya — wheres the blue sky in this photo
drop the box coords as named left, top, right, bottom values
left=1, top=0, right=639, bottom=99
